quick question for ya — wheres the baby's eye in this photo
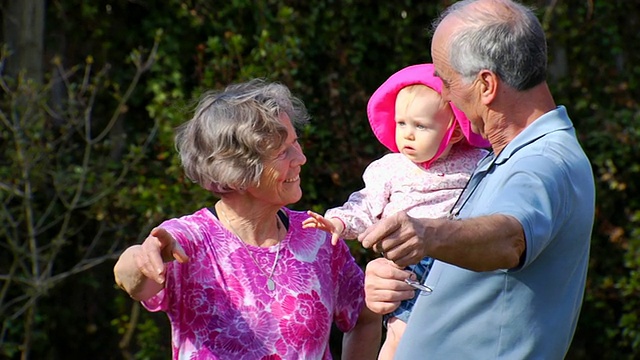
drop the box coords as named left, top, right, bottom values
left=416, top=124, right=426, bottom=130
left=396, top=121, right=406, bottom=127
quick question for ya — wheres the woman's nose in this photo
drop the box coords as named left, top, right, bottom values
left=293, top=143, right=306, bottom=166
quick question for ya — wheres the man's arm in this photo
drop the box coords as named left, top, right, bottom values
left=359, top=212, right=525, bottom=271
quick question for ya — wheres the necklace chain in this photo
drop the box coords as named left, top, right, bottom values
left=218, top=206, right=282, bottom=291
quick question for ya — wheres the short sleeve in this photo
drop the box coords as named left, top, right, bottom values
left=488, top=154, right=567, bottom=269
left=331, top=240, right=365, bottom=332
left=141, top=216, right=199, bottom=312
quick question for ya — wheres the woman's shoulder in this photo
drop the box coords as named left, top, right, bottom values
left=158, top=208, right=220, bottom=246
left=161, top=208, right=216, bottom=227
left=282, top=208, right=326, bottom=237
left=280, top=208, right=336, bottom=261
left=278, top=208, right=309, bottom=235
left=283, top=209, right=353, bottom=249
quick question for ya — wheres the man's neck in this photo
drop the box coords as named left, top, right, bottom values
left=487, top=82, right=556, bottom=155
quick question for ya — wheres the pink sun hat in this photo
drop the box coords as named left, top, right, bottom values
left=367, top=63, right=490, bottom=167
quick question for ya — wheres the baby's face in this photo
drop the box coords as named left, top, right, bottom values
left=394, top=86, right=453, bottom=164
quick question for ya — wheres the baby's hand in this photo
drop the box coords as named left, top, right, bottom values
left=302, top=210, right=344, bottom=245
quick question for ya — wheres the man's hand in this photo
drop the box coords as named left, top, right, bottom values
left=359, top=211, right=429, bottom=268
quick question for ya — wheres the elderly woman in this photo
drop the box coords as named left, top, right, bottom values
left=114, top=79, right=380, bottom=359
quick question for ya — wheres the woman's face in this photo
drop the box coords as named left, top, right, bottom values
left=247, top=113, right=307, bottom=206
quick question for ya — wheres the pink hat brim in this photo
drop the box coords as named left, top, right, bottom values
left=366, top=63, right=490, bottom=153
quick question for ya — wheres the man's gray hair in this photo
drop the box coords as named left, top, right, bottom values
left=432, top=0, right=547, bottom=91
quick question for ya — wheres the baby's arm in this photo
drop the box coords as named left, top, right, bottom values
left=305, top=155, right=394, bottom=242
left=302, top=211, right=346, bottom=245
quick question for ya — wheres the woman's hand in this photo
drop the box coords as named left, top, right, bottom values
left=114, top=227, right=189, bottom=301
left=136, top=227, right=189, bottom=284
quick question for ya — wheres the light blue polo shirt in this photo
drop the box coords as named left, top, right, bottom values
left=395, top=106, right=595, bottom=359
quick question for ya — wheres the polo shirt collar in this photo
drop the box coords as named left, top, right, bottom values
left=494, top=106, right=572, bottom=165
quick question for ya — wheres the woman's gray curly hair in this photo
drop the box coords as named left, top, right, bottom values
left=175, top=79, right=310, bottom=194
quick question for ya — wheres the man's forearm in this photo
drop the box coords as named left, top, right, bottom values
left=428, top=214, right=525, bottom=271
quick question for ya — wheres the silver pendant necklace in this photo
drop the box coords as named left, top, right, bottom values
left=218, top=206, right=282, bottom=291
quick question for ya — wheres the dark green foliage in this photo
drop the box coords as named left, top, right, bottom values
left=540, top=1, right=640, bottom=358
left=1, top=0, right=639, bottom=359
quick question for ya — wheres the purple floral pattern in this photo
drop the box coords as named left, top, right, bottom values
left=142, top=208, right=364, bottom=360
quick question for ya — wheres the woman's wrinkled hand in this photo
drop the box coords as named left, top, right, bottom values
left=134, top=227, right=189, bottom=285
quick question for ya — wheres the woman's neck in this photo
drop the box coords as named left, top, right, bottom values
left=216, top=199, right=283, bottom=247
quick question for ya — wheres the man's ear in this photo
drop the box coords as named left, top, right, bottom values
left=478, top=70, right=498, bottom=105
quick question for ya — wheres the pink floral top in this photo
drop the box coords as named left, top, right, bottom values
left=326, top=145, right=489, bottom=239
left=142, top=208, right=365, bottom=360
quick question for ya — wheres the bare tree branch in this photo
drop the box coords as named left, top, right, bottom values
left=0, top=37, right=161, bottom=357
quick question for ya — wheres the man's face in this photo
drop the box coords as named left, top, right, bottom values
left=431, top=19, right=484, bottom=136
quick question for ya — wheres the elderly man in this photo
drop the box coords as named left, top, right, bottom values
left=359, top=0, right=595, bottom=358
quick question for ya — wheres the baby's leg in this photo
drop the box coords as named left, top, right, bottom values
left=377, top=317, right=407, bottom=360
